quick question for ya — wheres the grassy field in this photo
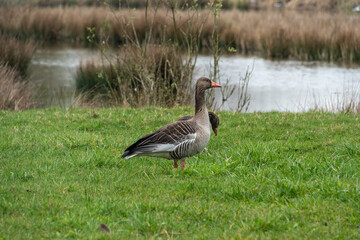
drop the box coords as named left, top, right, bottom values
left=0, top=107, right=359, bottom=239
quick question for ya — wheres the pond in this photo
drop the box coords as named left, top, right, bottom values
left=28, top=46, right=360, bottom=112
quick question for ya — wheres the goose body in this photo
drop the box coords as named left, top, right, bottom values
left=122, top=119, right=206, bottom=160
left=122, top=77, right=221, bottom=169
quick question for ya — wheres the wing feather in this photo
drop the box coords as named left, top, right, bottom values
left=122, top=121, right=198, bottom=159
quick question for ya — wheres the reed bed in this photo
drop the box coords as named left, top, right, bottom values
left=226, top=10, right=360, bottom=62
left=2, top=0, right=359, bottom=11
left=236, top=0, right=360, bottom=11
left=1, top=7, right=360, bottom=62
left=0, top=0, right=234, bottom=9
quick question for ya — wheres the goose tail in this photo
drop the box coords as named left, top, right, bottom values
left=121, top=151, right=135, bottom=159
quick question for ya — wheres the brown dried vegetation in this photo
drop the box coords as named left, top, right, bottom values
left=0, top=64, right=34, bottom=110
left=76, top=45, right=191, bottom=107
left=0, top=37, right=37, bottom=76
left=1, top=7, right=360, bottom=62
left=0, top=37, right=36, bottom=110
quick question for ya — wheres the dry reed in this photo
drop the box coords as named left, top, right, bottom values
left=1, top=0, right=234, bottom=9
left=1, top=7, right=360, bottom=61
left=219, top=10, right=360, bottom=62
left=2, top=0, right=359, bottom=11
left=0, top=64, right=34, bottom=110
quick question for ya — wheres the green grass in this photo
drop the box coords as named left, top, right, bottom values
left=0, top=107, right=359, bottom=239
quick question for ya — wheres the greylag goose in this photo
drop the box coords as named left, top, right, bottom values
left=121, top=77, right=221, bottom=169
left=178, top=112, right=219, bottom=136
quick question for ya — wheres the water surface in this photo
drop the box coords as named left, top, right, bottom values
left=28, top=46, right=360, bottom=111
left=28, top=46, right=99, bottom=107
left=195, top=56, right=360, bottom=112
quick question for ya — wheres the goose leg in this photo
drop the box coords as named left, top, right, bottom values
left=173, top=160, right=178, bottom=169
left=181, top=160, right=186, bottom=171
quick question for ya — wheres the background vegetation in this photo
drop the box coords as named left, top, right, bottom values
left=75, top=45, right=192, bottom=107
left=74, top=0, right=219, bottom=108
left=1, top=3, right=360, bottom=62
left=0, top=108, right=359, bottom=238
left=0, top=37, right=37, bottom=77
left=1, top=0, right=359, bottom=12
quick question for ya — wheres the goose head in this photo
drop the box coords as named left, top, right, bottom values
left=195, top=77, right=222, bottom=93
left=209, top=112, right=220, bottom=136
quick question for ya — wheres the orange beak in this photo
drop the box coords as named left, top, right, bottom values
left=214, top=128, right=218, bottom=136
left=211, top=81, right=222, bottom=88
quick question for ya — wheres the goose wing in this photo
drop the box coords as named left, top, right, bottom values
left=122, top=120, right=198, bottom=159
left=178, top=115, right=193, bottom=121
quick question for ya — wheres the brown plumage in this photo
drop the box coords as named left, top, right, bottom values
left=121, top=77, right=221, bottom=169
left=178, top=112, right=219, bottom=136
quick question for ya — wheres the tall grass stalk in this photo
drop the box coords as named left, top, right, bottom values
left=235, top=66, right=251, bottom=112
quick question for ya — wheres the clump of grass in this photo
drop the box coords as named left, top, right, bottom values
left=0, top=64, right=34, bottom=110
left=0, top=37, right=37, bottom=76
left=117, top=45, right=189, bottom=107
left=311, top=87, right=360, bottom=114
left=76, top=45, right=190, bottom=107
